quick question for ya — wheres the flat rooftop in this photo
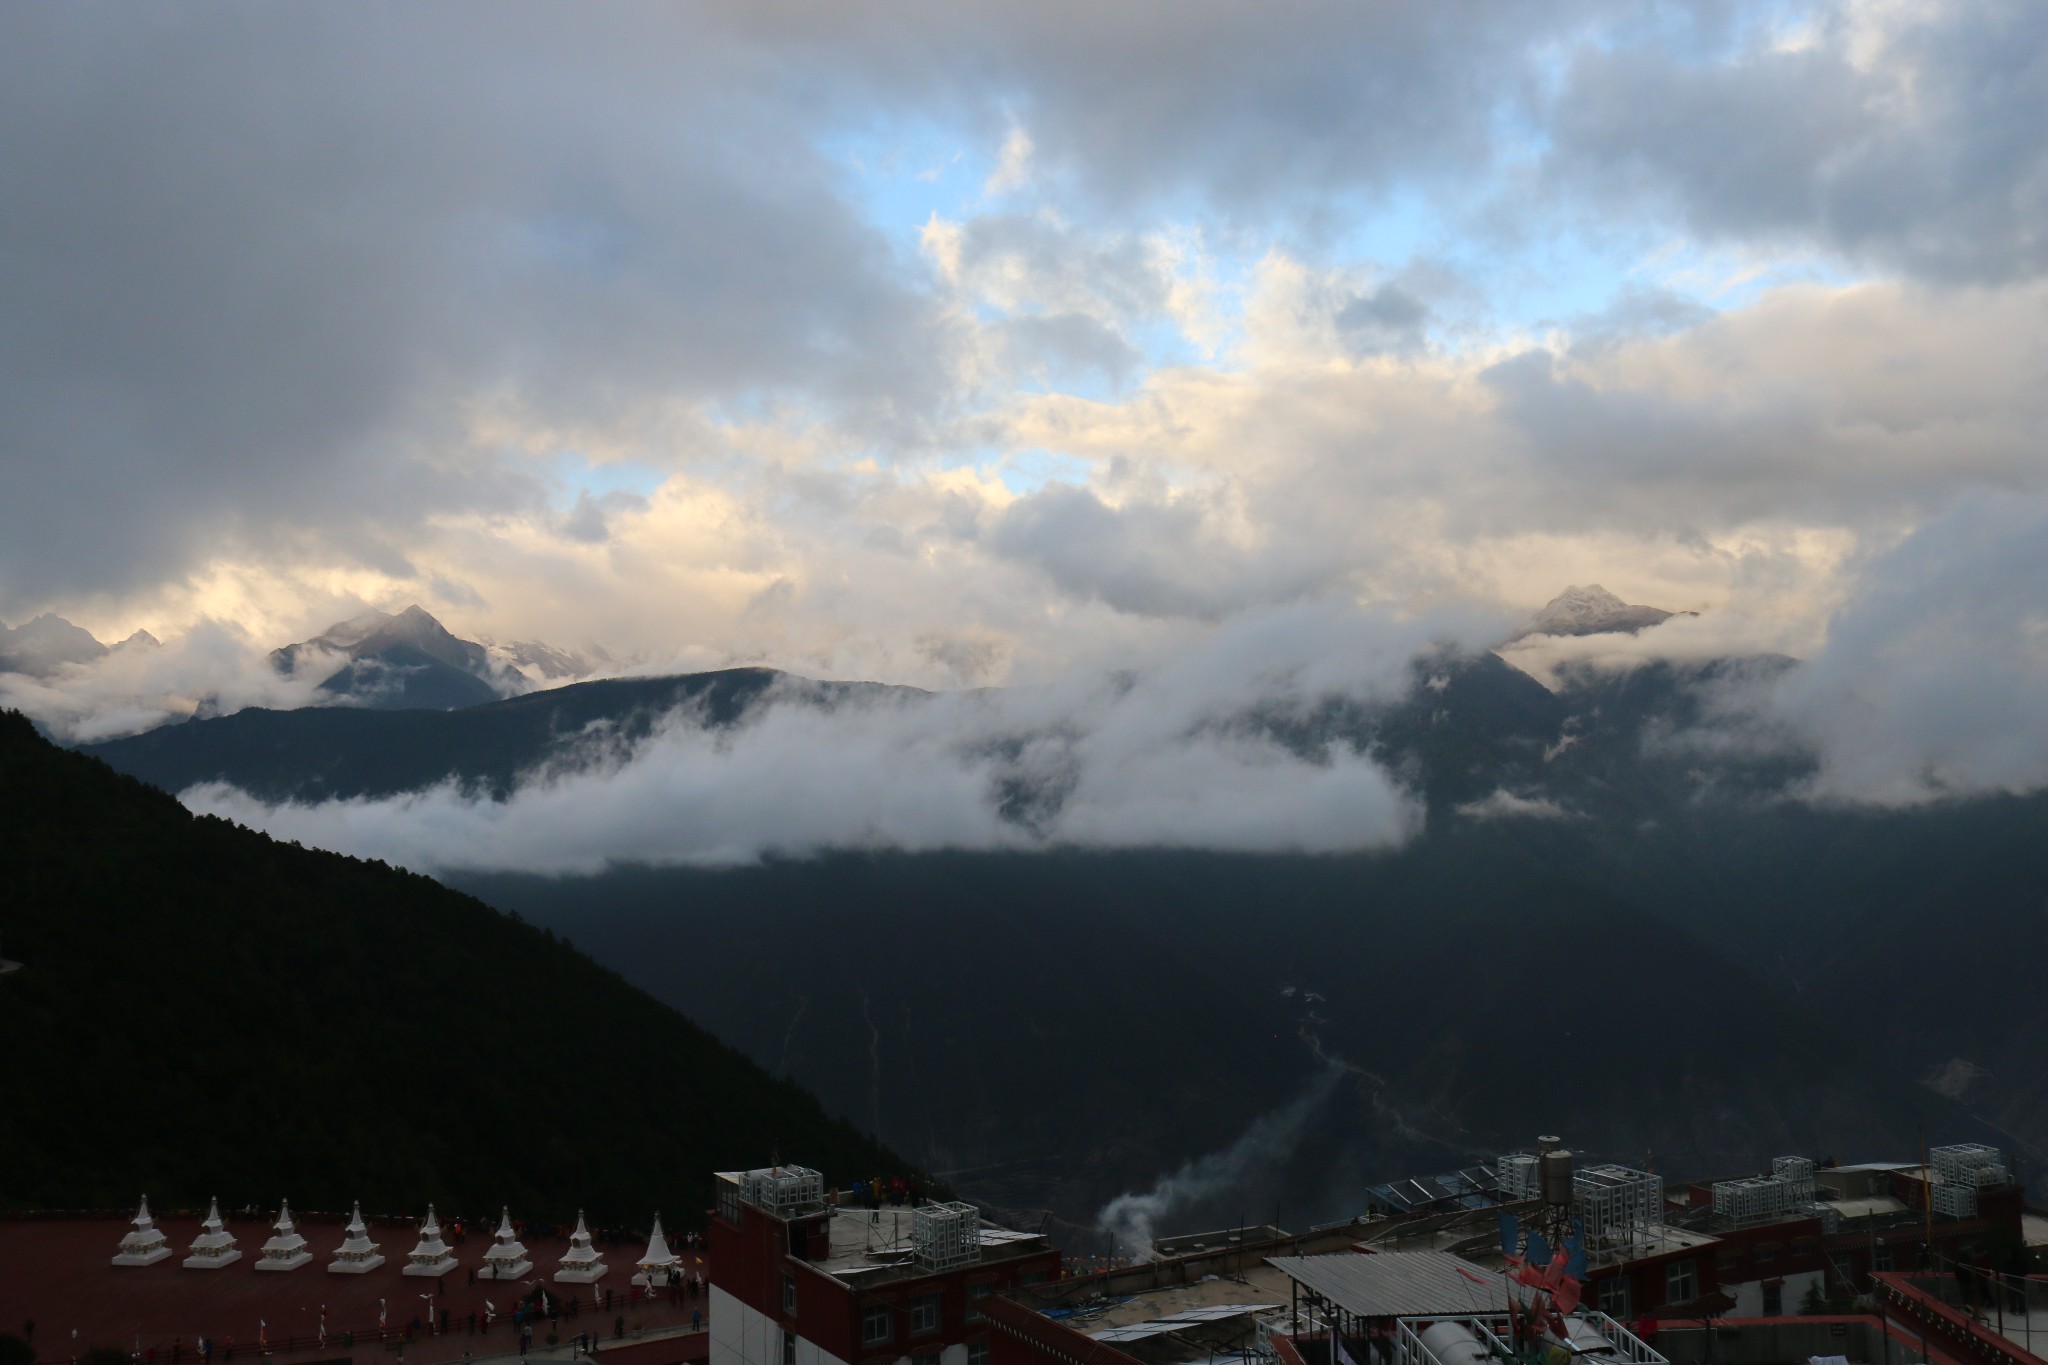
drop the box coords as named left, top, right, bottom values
left=1041, top=1263, right=1298, bottom=1364
left=1267, top=1251, right=1509, bottom=1320
left=811, top=1203, right=1049, bottom=1283
left=710, top=1168, right=1054, bottom=1289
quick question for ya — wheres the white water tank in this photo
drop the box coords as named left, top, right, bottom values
left=1418, top=1322, right=1493, bottom=1365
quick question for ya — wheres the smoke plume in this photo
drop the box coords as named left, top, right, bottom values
left=1095, top=1061, right=1344, bottom=1257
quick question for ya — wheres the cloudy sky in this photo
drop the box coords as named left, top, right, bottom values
left=4, top=1, right=2047, bottom=823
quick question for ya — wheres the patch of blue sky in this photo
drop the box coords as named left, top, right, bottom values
left=1318, top=186, right=1444, bottom=270
left=818, top=115, right=995, bottom=247
left=1124, top=316, right=1206, bottom=374
left=545, top=450, right=667, bottom=505
left=988, top=447, right=1093, bottom=497
left=1484, top=228, right=1650, bottom=333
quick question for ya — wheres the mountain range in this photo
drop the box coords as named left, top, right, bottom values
left=269, top=603, right=507, bottom=709
left=70, top=599, right=2048, bottom=1239
left=0, top=614, right=156, bottom=678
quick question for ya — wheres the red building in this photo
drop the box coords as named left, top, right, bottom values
left=708, top=1166, right=1061, bottom=1365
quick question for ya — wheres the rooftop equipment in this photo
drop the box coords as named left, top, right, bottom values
left=1932, top=1183, right=1979, bottom=1218
left=1498, top=1153, right=1540, bottom=1202
left=741, top=1165, right=825, bottom=1217
left=1930, top=1143, right=2008, bottom=1188
left=1574, top=1165, right=1663, bottom=1251
left=912, top=1200, right=981, bottom=1271
left=1712, top=1156, right=1817, bottom=1226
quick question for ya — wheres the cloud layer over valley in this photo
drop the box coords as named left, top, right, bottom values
left=182, top=603, right=1444, bottom=873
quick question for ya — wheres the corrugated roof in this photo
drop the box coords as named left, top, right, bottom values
left=1266, top=1252, right=1506, bottom=1319
left=1091, top=1322, right=1186, bottom=1343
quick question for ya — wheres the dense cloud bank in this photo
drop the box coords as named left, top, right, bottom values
left=183, top=603, right=1450, bottom=873
left=182, top=492, right=2048, bottom=873
left=0, top=621, right=337, bottom=744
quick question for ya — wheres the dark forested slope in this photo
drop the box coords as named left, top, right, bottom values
left=0, top=709, right=906, bottom=1220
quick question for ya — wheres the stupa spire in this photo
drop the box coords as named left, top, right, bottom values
left=328, top=1198, right=385, bottom=1273
left=479, top=1204, right=533, bottom=1280
left=183, top=1196, right=240, bottom=1270
left=253, top=1198, right=312, bottom=1271
left=555, top=1208, right=609, bottom=1284
left=112, top=1194, right=172, bottom=1266
left=631, top=1211, right=680, bottom=1288
left=403, top=1202, right=457, bottom=1278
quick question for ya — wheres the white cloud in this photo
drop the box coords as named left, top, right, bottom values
left=0, top=619, right=340, bottom=743
left=180, top=600, right=1461, bottom=873
left=1453, top=789, right=1577, bottom=821
left=983, top=124, right=1034, bottom=196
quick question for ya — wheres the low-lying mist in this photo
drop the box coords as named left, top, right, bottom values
left=183, top=602, right=1463, bottom=873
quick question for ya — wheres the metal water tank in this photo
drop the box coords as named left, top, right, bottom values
left=1540, top=1148, right=1576, bottom=1206
left=1418, top=1322, right=1493, bottom=1365
left=1564, top=1317, right=1625, bottom=1362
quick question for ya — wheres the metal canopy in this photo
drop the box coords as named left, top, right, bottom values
left=1155, top=1305, right=1281, bottom=1324
left=1267, top=1252, right=1505, bottom=1319
left=1091, top=1323, right=1186, bottom=1343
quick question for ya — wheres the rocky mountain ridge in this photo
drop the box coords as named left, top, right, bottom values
left=1524, top=583, right=1694, bottom=638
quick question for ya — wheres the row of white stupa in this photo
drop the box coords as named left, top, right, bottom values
left=113, top=1196, right=684, bottom=1287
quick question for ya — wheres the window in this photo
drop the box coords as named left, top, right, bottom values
left=862, top=1304, right=893, bottom=1347
left=968, top=1341, right=989, bottom=1365
left=1874, top=1246, right=1894, bottom=1272
left=1596, top=1276, right=1630, bottom=1317
left=1761, top=1282, right=1782, bottom=1317
left=784, top=1274, right=798, bottom=1315
left=1755, top=1245, right=1777, bottom=1265
left=1666, top=1259, right=1698, bottom=1306
left=967, top=1282, right=996, bottom=1324
left=1017, top=1270, right=1049, bottom=1288
left=783, top=1330, right=798, bottom=1365
left=911, top=1293, right=942, bottom=1335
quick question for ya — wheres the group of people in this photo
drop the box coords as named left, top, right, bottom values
left=843, top=1176, right=922, bottom=1208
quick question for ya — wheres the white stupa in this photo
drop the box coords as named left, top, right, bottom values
left=253, top=1199, right=313, bottom=1271
left=555, top=1209, right=608, bottom=1284
left=478, top=1206, right=533, bottom=1280
left=403, top=1203, right=457, bottom=1278
left=111, top=1195, right=172, bottom=1266
left=183, top=1197, right=240, bottom=1269
left=328, top=1200, right=385, bottom=1274
left=630, top=1212, right=679, bottom=1288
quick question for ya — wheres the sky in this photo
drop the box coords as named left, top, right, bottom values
left=4, top=0, right=2048, bottom=848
